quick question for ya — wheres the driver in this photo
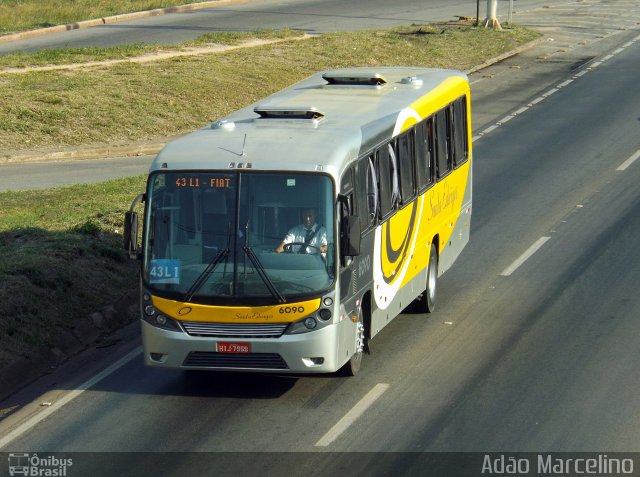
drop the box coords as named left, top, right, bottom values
left=275, top=208, right=327, bottom=254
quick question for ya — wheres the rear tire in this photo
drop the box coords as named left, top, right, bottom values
left=414, top=243, right=438, bottom=313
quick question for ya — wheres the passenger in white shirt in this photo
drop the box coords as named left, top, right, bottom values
left=275, top=208, right=327, bottom=254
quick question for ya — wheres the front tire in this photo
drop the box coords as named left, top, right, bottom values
left=339, top=313, right=365, bottom=376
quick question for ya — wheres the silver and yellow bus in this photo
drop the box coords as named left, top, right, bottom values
left=124, top=67, right=472, bottom=375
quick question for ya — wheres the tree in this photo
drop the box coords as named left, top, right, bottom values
left=483, top=0, right=502, bottom=30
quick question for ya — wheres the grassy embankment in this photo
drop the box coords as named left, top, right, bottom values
left=0, top=21, right=540, bottom=374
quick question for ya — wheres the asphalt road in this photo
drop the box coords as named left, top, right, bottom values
left=0, top=0, right=570, bottom=54
left=0, top=155, right=155, bottom=190
left=1, top=21, right=639, bottom=477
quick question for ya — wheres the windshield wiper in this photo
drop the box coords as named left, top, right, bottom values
left=244, top=246, right=286, bottom=304
left=183, top=223, right=231, bottom=302
left=242, top=221, right=285, bottom=304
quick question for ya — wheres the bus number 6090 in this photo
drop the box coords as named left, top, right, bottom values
left=279, top=306, right=304, bottom=314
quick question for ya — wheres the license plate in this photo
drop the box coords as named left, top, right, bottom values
left=216, top=342, right=251, bottom=354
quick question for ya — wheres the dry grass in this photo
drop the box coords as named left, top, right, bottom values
left=0, top=23, right=540, bottom=151
left=0, top=30, right=305, bottom=68
left=0, top=0, right=205, bottom=34
left=0, top=175, right=146, bottom=369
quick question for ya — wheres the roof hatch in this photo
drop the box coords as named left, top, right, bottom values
left=322, top=71, right=387, bottom=87
left=253, top=105, right=325, bottom=120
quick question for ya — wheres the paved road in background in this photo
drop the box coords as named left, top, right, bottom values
left=0, top=0, right=569, bottom=54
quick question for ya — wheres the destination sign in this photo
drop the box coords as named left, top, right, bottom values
left=174, top=176, right=232, bottom=188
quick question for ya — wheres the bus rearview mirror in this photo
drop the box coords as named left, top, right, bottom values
left=124, top=193, right=145, bottom=260
left=123, top=211, right=139, bottom=259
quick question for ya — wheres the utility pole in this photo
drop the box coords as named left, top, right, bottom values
left=482, top=0, right=502, bottom=30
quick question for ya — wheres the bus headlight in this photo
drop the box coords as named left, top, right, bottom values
left=156, top=314, right=168, bottom=326
left=286, top=316, right=326, bottom=335
left=141, top=294, right=182, bottom=332
left=142, top=309, right=182, bottom=332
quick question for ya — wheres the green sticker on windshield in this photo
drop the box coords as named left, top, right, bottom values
left=287, top=179, right=296, bottom=187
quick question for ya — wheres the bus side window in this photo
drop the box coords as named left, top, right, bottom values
left=453, top=96, right=468, bottom=167
left=435, top=109, right=452, bottom=179
left=397, top=129, right=416, bottom=204
left=341, top=167, right=355, bottom=195
left=341, top=167, right=356, bottom=229
left=416, top=118, right=434, bottom=191
left=340, top=191, right=354, bottom=226
left=377, top=143, right=399, bottom=218
left=356, top=156, right=378, bottom=231
left=388, top=142, right=400, bottom=207
left=366, top=156, right=379, bottom=225
left=339, top=185, right=354, bottom=268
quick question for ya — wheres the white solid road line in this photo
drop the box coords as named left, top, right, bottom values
left=315, top=383, right=390, bottom=447
left=617, top=150, right=640, bottom=171
left=0, top=346, right=142, bottom=449
left=500, top=237, right=551, bottom=277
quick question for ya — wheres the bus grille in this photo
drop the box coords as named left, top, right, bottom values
left=181, top=322, right=288, bottom=338
left=183, top=352, right=289, bottom=370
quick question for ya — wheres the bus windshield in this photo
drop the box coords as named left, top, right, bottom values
left=143, top=171, right=336, bottom=304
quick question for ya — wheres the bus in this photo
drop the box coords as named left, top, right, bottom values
left=124, top=67, right=472, bottom=376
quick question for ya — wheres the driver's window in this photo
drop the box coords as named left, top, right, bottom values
left=339, top=191, right=354, bottom=268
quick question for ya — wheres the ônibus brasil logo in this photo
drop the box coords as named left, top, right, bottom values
left=8, top=453, right=73, bottom=476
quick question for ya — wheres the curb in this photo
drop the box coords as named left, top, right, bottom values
left=465, top=35, right=545, bottom=74
left=0, top=141, right=166, bottom=164
left=0, top=0, right=242, bottom=44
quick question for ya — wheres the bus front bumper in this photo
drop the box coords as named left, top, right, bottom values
left=141, top=320, right=345, bottom=374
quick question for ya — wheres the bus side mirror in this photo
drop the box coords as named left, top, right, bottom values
left=344, top=215, right=361, bottom=257
left=123, top=211, right=139, bottom=259
left=123, top=193, right=145, bottom=260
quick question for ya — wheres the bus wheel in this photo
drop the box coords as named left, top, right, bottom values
left=341, top=315, right=365, bottom=376
left=415, top=243, right=438, bottom=313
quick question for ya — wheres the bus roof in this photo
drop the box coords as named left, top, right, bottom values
left=151, top=67, right=468, bottom=176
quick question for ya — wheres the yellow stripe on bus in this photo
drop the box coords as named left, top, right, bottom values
left=151, top=296, right=322, bottom=323
left=378, top=157, right=471, bottom=289
left=408, top=77, right=469, bottom=123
